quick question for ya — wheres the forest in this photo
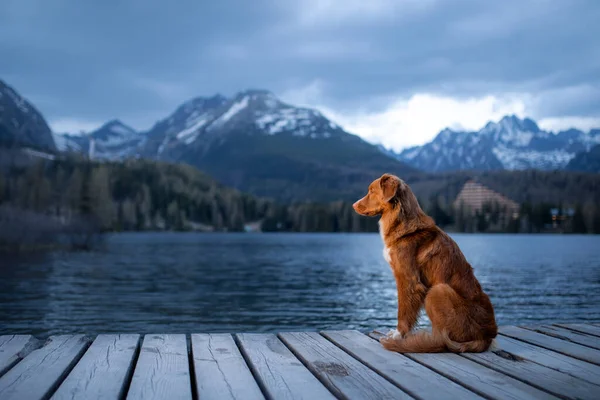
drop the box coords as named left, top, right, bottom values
left=0, top=156, right=380, bottom=250
left=1, top=155, right=599, bottom=251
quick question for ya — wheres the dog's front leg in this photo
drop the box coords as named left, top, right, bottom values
left=394, top=276, right=426, bottom=336
left=390, top=247, right=426, bottom=336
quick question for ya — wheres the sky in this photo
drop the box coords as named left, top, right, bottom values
left=1, top=0, right=599, bottom=151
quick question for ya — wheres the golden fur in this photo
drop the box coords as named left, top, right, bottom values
left=353, top=173, right=497, bottom=353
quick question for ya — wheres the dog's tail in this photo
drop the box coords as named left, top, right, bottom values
left=380, top=330, right=492, bottom=353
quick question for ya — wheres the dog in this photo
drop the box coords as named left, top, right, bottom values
left=353, top=173, right=497, bottom=353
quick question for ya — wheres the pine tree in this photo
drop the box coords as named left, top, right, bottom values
left=53, top=167, right=68, bottom=217
left=89, top=166, right=115, bottom=230
left=136, top=184, right=153, bottom=230
left=35, top=177, right=52, bottom=212
left=229, top=206, right=245, bottom=231
left=79, top=168, right=93, bottom=216
left=454, top=201, right=467, bottom=232
left=167, top=200, right=181, bottom=230
left=0, top=173, right=5, bottom=204
left=571, top=204, right=587, bottom=233
left=67, top=169, right=84, bottom=219
left=591, top=204, right=600, bottom=234
left=427, top=196, right=452, bottom=227
left=210, top=199, right=223, bottom=231
left=121, top=199, right=137, bottom=230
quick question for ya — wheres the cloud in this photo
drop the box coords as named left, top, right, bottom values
left=281, top=81, right=531, bottom=149
left=1, top=0, right=599, bottom=144
left=129, top=75, right=191, bottom=102
left=209, top=44, right=249, bottom=61
left=316, top=93, right=529, bottom=151
left=290, top=40, right=379, bottom=61
left=529, top=84, right=600, bottom=118
left=538, top=117, right=600, bottom=133
left=282, top=80, right=600, bottom=150
left=280, top=80, right=329, bottom=106
left=288, top=0, right=435, bottom=27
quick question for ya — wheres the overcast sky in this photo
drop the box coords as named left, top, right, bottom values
left=1, top=0, right=599, bottom=150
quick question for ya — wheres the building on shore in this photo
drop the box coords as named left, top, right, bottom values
left=453, top=180, right=520, bottom=232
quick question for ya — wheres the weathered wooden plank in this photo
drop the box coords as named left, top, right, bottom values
left=556, top=323, right=600, bottom=338
left=493, top=335, right=600, bottom=385
left=51, top=334, right=139, bottom=400
left=500, top=326, right=600, bottom=365
left=322, top=330, right=482, bottom=399
left=279, top=331, right=415, bottom=399
left=0, top=335, right=89, bottom=400
left=410, top=351, right=558, bottom=399
left=126, top=334, right=192, bottom=400
left=0, top=335, right=40, bottom=377
left=523, top=325, right=600, bottom=350
left=191, top=333, right=264, bottom=400
left=368, top=329, right=558, bottom=399
left=463, top=347, right=600, bottom=400
left=236, top=333, right=335, bottom=400
left=406, top=351, right=558, bottom=400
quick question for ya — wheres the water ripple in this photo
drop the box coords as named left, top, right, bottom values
left=1, top=232, right=599, bottom=338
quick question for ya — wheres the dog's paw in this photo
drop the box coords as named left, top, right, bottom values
left=379, top=336, right=391, bottom=345
left=386, top=329, right=404, bottom=340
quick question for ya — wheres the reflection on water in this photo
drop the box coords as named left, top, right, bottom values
left=1, top=233, right=599, bottom=338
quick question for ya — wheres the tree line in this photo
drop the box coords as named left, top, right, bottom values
left=1, top=155, right=598, bottom=251
left=0, top=157, right=379, bottom=246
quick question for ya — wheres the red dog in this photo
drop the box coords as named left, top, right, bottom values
left=353, top=173, right=497, bottom=353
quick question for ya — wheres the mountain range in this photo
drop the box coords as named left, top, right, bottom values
left=386, top=115, right=600, bottom=172
left=2, top=80, right=415, bottom=201
left=2, top=77, right=599, bottom=204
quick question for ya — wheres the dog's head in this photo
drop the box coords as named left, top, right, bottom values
left=353, top=173, right=418, bottom=218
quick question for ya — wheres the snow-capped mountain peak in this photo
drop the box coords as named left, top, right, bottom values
left=479, top=115, right=544, bottom=148
left=145, top=89, right=344, bottom=154
left=52, top=119, right=142, bottom=159
left=92, top=119, right=138, bottom=142
left=392, top=115, right=600, bottom=172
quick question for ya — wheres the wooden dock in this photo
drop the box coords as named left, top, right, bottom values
left=1, top=323, right=600, bottom=400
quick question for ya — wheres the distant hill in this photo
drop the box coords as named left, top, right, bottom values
left=0, top=79, right=56, bottom=151
left=1, top=156, right=379, bottom=234
left=54, top=119, right=143, bottom=160
left=385, top=115, right=600, bottom=172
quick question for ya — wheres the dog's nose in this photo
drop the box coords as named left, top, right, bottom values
left=352, top=201, right=359, bottom=210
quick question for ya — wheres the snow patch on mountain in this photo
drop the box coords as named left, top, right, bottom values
left=209, top=95, right=249, bottom=129
left=492, top=146, right=575, bottom=170
left=175, top=115, right=210, bottom=144
left=255, top=107, right=329, bottom=137
left=52, top=133, right=80, bottom=152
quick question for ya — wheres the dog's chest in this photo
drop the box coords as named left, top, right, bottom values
left=382, top=246, right=392, bottom=263
left=379, top=220, right=392, bottom=264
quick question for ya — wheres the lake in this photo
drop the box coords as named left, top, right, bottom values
left=1, top=233, right=599, bottom=338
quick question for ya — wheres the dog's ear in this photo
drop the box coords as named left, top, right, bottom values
left=379, top=174, right=399, bottom=202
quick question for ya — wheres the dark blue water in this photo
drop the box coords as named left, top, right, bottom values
left=1, top=233, right=599, bottom=338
